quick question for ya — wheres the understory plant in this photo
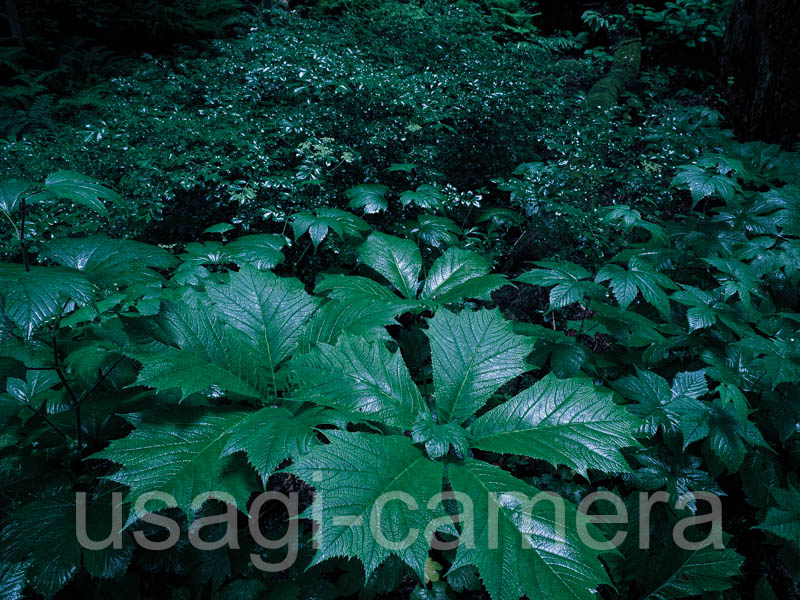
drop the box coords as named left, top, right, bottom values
left=0, top=141, right=799, bottom=600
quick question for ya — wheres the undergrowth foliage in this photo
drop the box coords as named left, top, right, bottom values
left=1, top=1, right=799, bottom=599
left=0, top=127, right=799, bottom=599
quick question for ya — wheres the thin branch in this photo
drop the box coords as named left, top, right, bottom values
left=23, top=403, right=70, bottom=442
left=79, top=355, right=125, bottom=404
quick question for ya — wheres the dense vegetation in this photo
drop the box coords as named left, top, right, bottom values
left=1, top=1, right=799, bottom=599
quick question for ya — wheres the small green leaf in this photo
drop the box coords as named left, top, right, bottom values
left=758, top=484, right=800, bottom=546
left=400, top=185, right=445, bottom=211
left=203, top=222, right=235, bottom=235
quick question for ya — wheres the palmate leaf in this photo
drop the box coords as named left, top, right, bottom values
left=448, top=460, right=610, bottom=600
left=2, top=370, right=59, bottom=408
left=43, top=171, right=122, bottom=216
left=291, top=335, right=426, bottom=429
left=0, top=264, right=93, bottom=338
left=470, top=373, right=639, bottom=476
left=412, top=215, right=461, bottom=248
left=41, top=235, right=177, bottom=288
left=92, top=408, right=259, bottom=518
left=400, top=184, right=445, bottom=211
left=595, top=259, right=675, bottom=317
left=671, top=164, right=741, bottom=207
left=613, top=369, right=709, bottom=444
left=428, top=309, right=534, bottom=424
left=287, top=430, right=451, bottom=580
left=358, top=232, right=422, bottom=300
left=126, top=300, right=268, bottom=400
left=207, top=266, right=317, bottom=395
left=292, top=208, right=369, bottom=249
left=351, top=235, right=505, bottom=310
left=1, top=491, right=133, bottom=599
left=516, top=261, right=603, bottom=309
left=420, top=248, right=507, bottom=304
left=346, top=183, right=389, bottom=214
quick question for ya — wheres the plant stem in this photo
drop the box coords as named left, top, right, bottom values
left=24, top=403, right=70, bottom=442
left=19, top=196, right=30, bottom=272
left=52, top=301, right=82, bottom=450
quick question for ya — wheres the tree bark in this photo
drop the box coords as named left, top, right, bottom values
left=4, top=0, right=23, bottom=44
left=720, top=0, right=800, bottom=148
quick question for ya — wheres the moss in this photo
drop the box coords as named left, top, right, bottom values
left=586, top=39, right=642, bottom=109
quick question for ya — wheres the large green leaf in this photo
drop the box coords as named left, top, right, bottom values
left=315, top=273, right=416, bottom=312
left=0, top=179, right=29, bottom=218
left=757, top=484, right=800, bottom=546
left=223, top=234, right=286, bottom=270
left=427, top=309, right=533, bottom=424
left=400, top=184, right=445, bottom=211
left=287, top=430, right=450, bottom=579
left=1, top=491, right=133, bottom=599
left=41, top=235, right=177, bottom=288
left=43, top=171, right=122, bottom=216
left=92, top=408, right=258, bottom=517
left=0, top=265, right=93, bottom=338
left=221, top=406, right=326, bottom=480
left=346, top=183, right=389, bottom=214
left=126, top=300, right=268, bottom=400
left=0, top=562, right=26, bottom=600
left=448, top=460, right=610, bottom=600
left=420, top=248, right=507, bottom=304
left=642, top=544, right=744, bottom=600
left=207, top=267, right=316, bottom=395
left=358, top=232, right=422, bottom=300
left=299, top=298, right=399, bottom=349
left=470, top=374, right=639, bottom=476
left=291, top=335, right=425, bottom=429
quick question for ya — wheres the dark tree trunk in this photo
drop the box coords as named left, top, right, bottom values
left=720, top=0, right=800, bottom=148
left=4, top=0, right=23, bottom=44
